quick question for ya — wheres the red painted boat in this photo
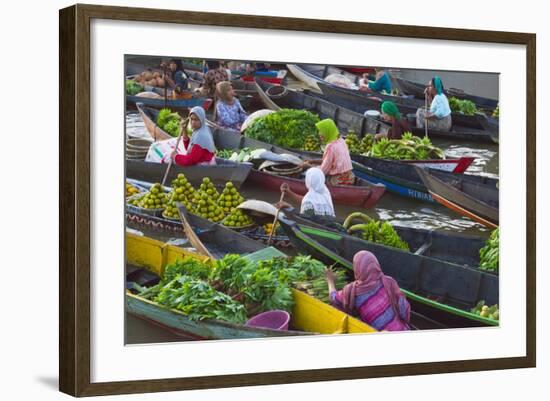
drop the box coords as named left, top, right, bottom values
left=415, top=167, right=499, bottom=228
left=247, top=169, right=386, bottom=208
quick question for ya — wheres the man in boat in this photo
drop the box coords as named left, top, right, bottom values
left=276, top=168, right=335, bottom=218
left=302, top=119, right=355, bottom=186
left=162, top=58, right=189, bottom=92
left=326, top=250, right=411, bottom=331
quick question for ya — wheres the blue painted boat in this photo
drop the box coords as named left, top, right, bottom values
left=126, top=93, right=212, bottom=111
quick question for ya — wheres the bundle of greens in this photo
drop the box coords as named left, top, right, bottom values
left=479, top=228, right=499, bottom=272
left=135, top=253, right=349, bottom=323
left=157, top=108, right=182, bottom=137
left=126, top=79, right=144, bottom=96
left=344, top=212, right=409, bottom=251
left=369, top=132, right=445, bottom=160
left=448, top=97, right=478, bottom=115
left=244, top=108, right=320, bottom=149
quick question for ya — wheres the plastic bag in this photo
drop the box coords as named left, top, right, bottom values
left=145, top=137, right=187, bottom=164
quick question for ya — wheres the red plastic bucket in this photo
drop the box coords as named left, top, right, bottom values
left=245, top=310, right=290, bottom=331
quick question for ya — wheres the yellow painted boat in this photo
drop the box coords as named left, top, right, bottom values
left=126, top=232, right=376, bottom=339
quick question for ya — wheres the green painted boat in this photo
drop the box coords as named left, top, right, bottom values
left=277, top=215, right=499, bottom=328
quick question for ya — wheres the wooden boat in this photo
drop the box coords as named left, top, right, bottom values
left=317, top=82, right=498, bottom=135
left=254, top=78, right=390, bottom=138
left=277, top=216, right=499, bottom=328
left=126, top=86, right=212, bottom=112
left=415, top=167, right=499, bottom=228
left=126, top=158, right=252, bottom=189
left=212, top=128, right=386, bottom=208
left=287, top=64, right=364, bottom=91
left=304, top=85, right=497, bottom=143
left=395, top=77, right=499, bottom=112
left=240, top=68, right=288, bottom=84
left=127, top=206, right=486, bottom=271
left=347, top=155, right=488, bottom=203
left=126, top=233, right=376, bottom=339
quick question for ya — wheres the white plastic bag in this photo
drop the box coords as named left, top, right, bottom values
left=145, top=137, right=187, bottom=164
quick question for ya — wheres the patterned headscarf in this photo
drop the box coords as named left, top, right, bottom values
left=340, top=251, right=406, bottom=322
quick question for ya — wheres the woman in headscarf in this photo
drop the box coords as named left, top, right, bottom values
left=277, top=168, right=335, bottom=217
left=374, top=101, right=410, bottom=140
left=326, top=250, right=410, bottom=331
left=303, top=119, right=355, bottom=186
left=170, top=106, right=217, bottom=166
left=215, top=81, right=248, bottom=131
left=415, top=76, right=452, bottom=132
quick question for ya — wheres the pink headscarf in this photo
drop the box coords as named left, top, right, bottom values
left=341, top=251, right=408, bottom=324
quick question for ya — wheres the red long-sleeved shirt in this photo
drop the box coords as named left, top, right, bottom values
left=174, top=138, right=215, bottom=166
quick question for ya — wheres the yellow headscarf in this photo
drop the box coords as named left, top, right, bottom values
left=315, top=119, right=339, bottom=144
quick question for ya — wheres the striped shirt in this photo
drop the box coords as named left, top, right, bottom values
left=320, top=138, right=353, bottom=177
left=331, top=282, right=410, bottom=331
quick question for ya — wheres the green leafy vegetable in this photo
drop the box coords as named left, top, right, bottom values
left=156, top=108, right=182, bottom=137
left=449, top=97, right=478, bottom=115
left=126, top=79, right=144, bottom=96
left=245, top=109, right=320, bottom=149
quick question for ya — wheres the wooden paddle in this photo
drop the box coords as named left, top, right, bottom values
left=161, top=116, right=189, bottom=186
left=175, top=202, right=215, bottom=260
left=267, top=192, right=285, bottom=245
left=424, top=91, right=429, bottom=139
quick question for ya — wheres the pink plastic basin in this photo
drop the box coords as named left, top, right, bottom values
left=245, top=310, right=290, bottom=331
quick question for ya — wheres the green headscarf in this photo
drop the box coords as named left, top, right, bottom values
left=316, top=119, right=339, bottom=144
left=432, top=76, right=444, bottom=95
left=381, top=101, right=401, bottom=120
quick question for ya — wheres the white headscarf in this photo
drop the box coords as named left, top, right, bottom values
left=301, top=168, right=335, bottom=217
left=188, top=106, right=217, bottom=153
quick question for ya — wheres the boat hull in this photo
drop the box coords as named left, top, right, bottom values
left=415, top=167, right=499, bottom=227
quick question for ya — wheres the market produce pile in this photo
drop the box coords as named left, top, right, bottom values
left=126, top=79, right=144, bottom=96
left=344, top=213, right=410, bottom=251
left=156, top=108, right=182, bottom=137
left=217, top=182, right=245, bottom=214
left=135, top=254, right=348, bottom=323
left=303, top=134, right=321, bottom=152
left=479, top=228, right=499, bottom=272
left=216, top=147, right=265, bottom=163
left=448, top=97, right=478, bottom=115
left=344, top=132, right=374, bottom=155
left=345, top=132, right=445, bottom=160
left=244, top=109, right=320, bottom=150
left=127, top=174, right=253, bottom=225
left=125, top=181, right=141, bottom=198
left=222, top=209, right=254, bottom=228
left=132, top=70, right=166, bottom=88
left=128, top=183, right=169, bottom=210
left=163, top=174, right=196, bottom=219
left=470, top=300, right=499, bottom=321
